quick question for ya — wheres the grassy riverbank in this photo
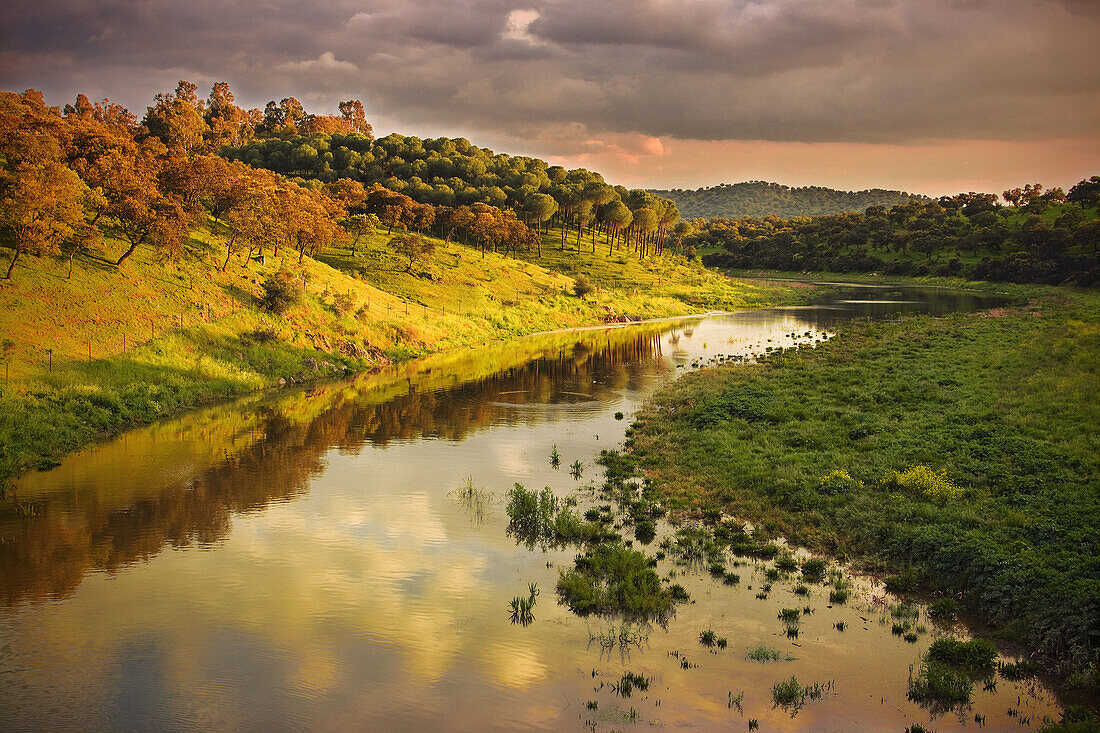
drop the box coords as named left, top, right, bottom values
left=622, top=286, right=1100, bottom=687
left=0, top=223, right=804, bottom=485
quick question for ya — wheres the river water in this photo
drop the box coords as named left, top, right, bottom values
left=0, top=286, right=1061, bottom=731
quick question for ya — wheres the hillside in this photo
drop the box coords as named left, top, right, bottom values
left=694, top=184, right=1100, bottom=286
left=0, top=217, right=803, bottom=485
left=650, top=181, right=929, bottom=219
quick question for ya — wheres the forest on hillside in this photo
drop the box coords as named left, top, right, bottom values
left=651, top=181, right=928, bottom=219
left=0, top=81, right=690, bottom=286
left=695, top=183, right=1100, bottom=286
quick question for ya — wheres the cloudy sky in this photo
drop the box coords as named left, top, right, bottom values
left=3, top=0, right=1098, bottom=195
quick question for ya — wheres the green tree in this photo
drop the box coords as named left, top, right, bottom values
left=389, top=232, right=435, bottom=272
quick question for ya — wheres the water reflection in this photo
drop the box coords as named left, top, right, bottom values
left=3, top=286, right=1052, bottom=733
left=1, top=327, right=671, bottom=606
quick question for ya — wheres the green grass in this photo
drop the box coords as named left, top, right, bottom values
left=0, top=221, right=808, bottom=485
left=622, top=286, right=1100, bottom=678
left=927, top=637, right=998, bottom=672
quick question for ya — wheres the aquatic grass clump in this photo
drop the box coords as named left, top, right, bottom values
left=800, top=558, right=827, bottom=582
left=998, top=659, right=1039, bottom=680
left=771, top=676, right=826, bottom=712
left=557, top=541, right=681, bottom=621
left=723, top=571, right=741, bottom=585
left=749, top=644, right=793, bottom=662
left=508, top=584, right=538, bottom=626
left=829, top=588, right=849, bottom=604
left=927, top=637, right=998, bottom=672
left=885, top=465, right=963, bottom=502
left=775, top=554, right=799, bottom=573
left=699, top=629, right=718, bottom=647
left=779, top=608, right=802, bottom=623
left=793, top=583, right=810, bottom=596
left=633, top=519, right=656, bottom=544
left=613, top=671, right=650, bottom=698
left=506, top=484, right=611, bottom=547
left=907, top=661, right=973, bottom=712
left=669, top=524, right=726, bottom=567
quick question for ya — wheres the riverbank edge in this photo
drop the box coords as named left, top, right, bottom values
left=0, top=278, right=815, bottom=489
left=615, top=282, right=1100, bottom=708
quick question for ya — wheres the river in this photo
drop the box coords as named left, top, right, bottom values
left=0, top=285, right=1061, bottom=731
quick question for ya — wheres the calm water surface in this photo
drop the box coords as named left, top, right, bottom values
left=1, top=286, right=1061, bottom=731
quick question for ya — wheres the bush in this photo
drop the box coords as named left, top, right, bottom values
left=259, top=271, right=303, bottom=314
left=818, top=469, right=862, bottom=495
left=885, top=465, right=963, bottom=501
left=573, top=274, right=595, bottom=298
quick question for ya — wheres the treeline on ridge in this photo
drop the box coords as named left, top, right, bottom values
left=0, top=81, right=691, bottom=284
left=695, top=184, right=1100, bottom=286
left=650, top=181, right=929, bottom=219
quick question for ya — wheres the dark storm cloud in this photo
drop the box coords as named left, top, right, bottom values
left=2, top=0, right=1097, bottom=145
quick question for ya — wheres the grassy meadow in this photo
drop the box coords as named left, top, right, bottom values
left=621, top=286, right=1100, bottom=688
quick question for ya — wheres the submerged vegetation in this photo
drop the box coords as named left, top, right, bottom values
left=622, top=287, right=1100, bottom=681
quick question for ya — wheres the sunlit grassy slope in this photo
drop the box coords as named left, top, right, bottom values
left=0, top=221, right=804, bottom=482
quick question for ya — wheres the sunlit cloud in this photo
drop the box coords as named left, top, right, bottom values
left=1, top=0, right=1097, bottom=193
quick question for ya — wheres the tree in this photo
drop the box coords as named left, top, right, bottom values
left=0, top=162, right=88, bottom=279
left=143, top=81, right=207, bottom=151
left=389, top=232, right=435, bottom=272
left=204, top=82, right=253, bottom=148
left=1067, top=176, right=1100, bottom=207
left=342, top=213, right=379, bottom=256
left=600, top=201, right=633, bottom=255
left=338, top=100, right=373, bottom=139
left=672, top=220, right=693, bottom=252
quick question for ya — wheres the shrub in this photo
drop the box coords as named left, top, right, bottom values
left=818, top=469, right=862, bottom=495
left=885, top=465, right=963, bottom=501
left=258, top=271, right=303, bottom=314
left=929, top=598, right=958, bottom=620
left=573, top=274, right=595, bottom=298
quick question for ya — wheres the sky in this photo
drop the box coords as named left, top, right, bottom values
left=2, top=0, right=1099, bottom=197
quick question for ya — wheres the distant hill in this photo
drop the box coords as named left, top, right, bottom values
left=649, top=181, right=930, bottom=219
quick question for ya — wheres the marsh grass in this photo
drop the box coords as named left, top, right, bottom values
left=749, top=644, right=795, bottom=662
left=505, top=483, right=611, bottom=548
left=907, top=661, right=973, bottom=712
left=556, top=541, right=681, bottom=621
left=621, top=289, right=1100, bottom=678
left=612, top=671, right=650, bottom=698
left=927, top=637, right=998, bottom=672
left=771, top=676, right=827, bottom=712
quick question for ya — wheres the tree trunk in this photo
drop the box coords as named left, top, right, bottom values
left=5, top=249, right=21, bottom=280
left=67, top=250, right=76, bottom=279
left=115, top=241, right=139, bottom=267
